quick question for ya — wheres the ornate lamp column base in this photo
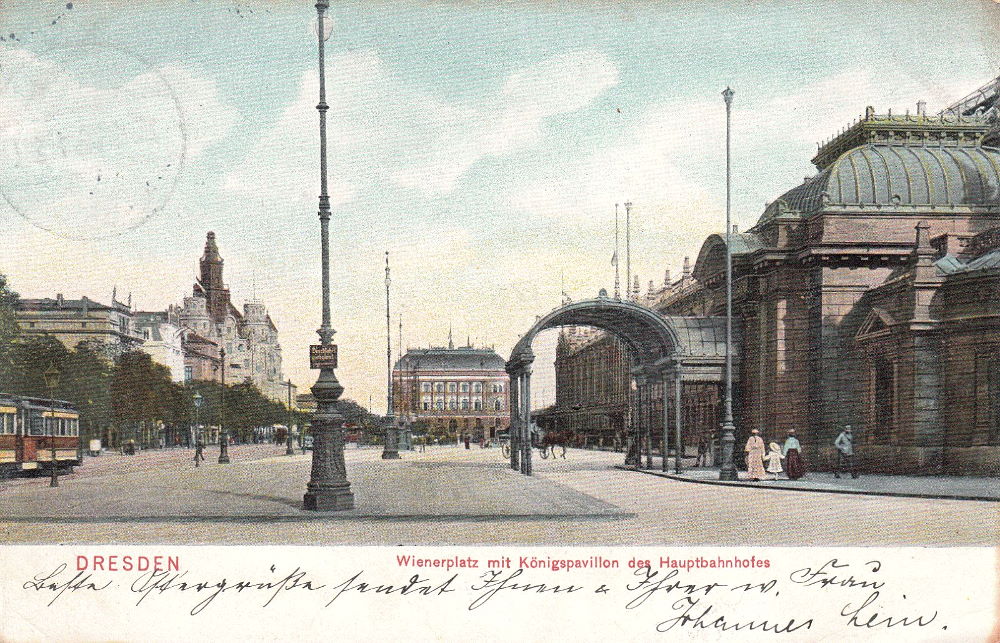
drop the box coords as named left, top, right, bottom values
left=303, top=370, right=354, bottom=511
left=718, top=418, right=737, bottom=481
left=381, top=421, right=400, bottom=459
left=218, top=435, right=230, bottom=464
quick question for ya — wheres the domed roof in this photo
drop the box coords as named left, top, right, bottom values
left=758, top=143, right=1000, bottom=225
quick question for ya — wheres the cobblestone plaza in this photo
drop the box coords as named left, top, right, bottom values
left=2, top=446, right=997, bottom=546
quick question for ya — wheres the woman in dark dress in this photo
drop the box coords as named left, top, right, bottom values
left=782, top=429, right=806, bottom=480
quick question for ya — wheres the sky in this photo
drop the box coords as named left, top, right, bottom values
left=2, top=0, right=999, bottom=411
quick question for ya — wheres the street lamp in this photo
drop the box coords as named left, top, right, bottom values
left=303, top=0, right=354, bottom=511
left=382, top=251, right=400, bottom=460
left=285, top=379, right=295, bottom=456
left=719, top=86, right=738, bottom=481
left=218, top=347, right=230, bottom=464
left=43, top=364, right=60, bottom=488
left=193, top=391, right=203, bottom=447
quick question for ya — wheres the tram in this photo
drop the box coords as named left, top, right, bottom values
left=0, top=394, right=81, bottom=477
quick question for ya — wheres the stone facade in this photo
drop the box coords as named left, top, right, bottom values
left=177, top=233, right=291, bottom=401
left=550, top=79, right=1000, bottom=475
left=133, top=309, right=185, bottom=382
left=393, top=342, right=509, bottom=441
left=15, top=292, right=143, bottom=359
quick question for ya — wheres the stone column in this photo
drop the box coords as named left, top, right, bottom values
left=508, top=370, right=520, bottom=471
left=521, top=366, right=533, bottom=476
left=661, top=370, right=670, bottom=472
left=674, top=366, right=683, bottom=474
left=644, top=379, right=654, bottom=470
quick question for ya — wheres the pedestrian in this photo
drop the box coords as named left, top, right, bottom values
left=696, top=436, right=708, bottom=467
left=834, top=425, right=858, bottom=478
left=463, top=433, right=470, bottom=450
left=194, top=440, right=205, bottom=467
left=764, top=442, right=784, bottom=481
left=783, top=429, right=806, bottom=480
left=419, top=435, right=427, bottom=452
left=744, top=429, right=766, bottom=481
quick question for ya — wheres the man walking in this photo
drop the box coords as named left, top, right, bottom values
left=833, top=425, right=858, bottom=479
left=194, top=440, right=205, bottom=468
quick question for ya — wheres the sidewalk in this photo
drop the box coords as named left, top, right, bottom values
left=619, top=465, right=1000, bottom=502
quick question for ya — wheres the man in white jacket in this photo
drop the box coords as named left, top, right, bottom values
left=833, top=425, right=858, bottom=479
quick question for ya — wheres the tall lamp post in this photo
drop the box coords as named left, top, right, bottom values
left=382, top=251, right=400, bottom=459
left=285, top=379, right=295, bottom=456
left=218, top=347, right=230, bottom=464
left=303, top=0, right=354, bottom=511
left=43, top=365, right=60, bottom=488
left=719, top=86, right=738, bottom=481
left=193, top=391, right=203, bottom=447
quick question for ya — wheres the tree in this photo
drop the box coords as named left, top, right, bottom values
left=0, top=274, right=21, bottom=391
left=62, top=342, right=113, bottom=440
left=110, top=350, right=175, bottom=446
left=5, top=335, right=70, bottom=398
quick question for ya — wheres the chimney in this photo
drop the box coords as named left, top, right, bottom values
left=865, top=106, right=875, bottom=119
left=56, top=293, right=64, bottom=307
left=647, top=280, right=655, bottom=294
left=663, top=269, right=671, bottom=286
left=917, top=100, right=926, bottom=117
left=732, top=224, right=739, bottom=234
left=682, top=256, right=691, bottom=279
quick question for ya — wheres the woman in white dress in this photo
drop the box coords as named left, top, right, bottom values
left=744, top=429, right=766, bottom=481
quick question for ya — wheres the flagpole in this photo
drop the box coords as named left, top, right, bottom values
left=614, top=203, right=620, bottom=299
left=624, top=201, right=632, bottom=301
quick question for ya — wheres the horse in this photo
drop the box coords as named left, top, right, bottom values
left=536, top=430, right=572, bottom=459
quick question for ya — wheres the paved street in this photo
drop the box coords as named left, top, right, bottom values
left=2, top=444, right=997, bottom=546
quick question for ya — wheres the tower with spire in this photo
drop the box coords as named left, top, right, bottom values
left=179, top=231, right=289, bottom=403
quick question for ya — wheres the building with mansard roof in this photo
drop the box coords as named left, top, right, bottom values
left=546, top=76, right=1000, bottom=475
left=177, top=232, right=293, bottom=402
left=392, top=336, right=509, bottom=442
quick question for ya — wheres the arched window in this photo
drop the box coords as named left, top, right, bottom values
left=473, top=382, right=482, bottom=393
left=461, top=383, right=468, bottom=392
left=474, top=400, right=482, bottom=411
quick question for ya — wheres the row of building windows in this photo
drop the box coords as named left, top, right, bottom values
left=420, top=382, right=505, bottom=394
left=420, top=398, right=505, bottom=411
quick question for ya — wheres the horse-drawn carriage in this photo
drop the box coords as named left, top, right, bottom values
left=498, top=427, right=573, bottom=460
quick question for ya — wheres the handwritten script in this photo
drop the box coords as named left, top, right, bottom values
left=20, top=556, right=947, bottom=634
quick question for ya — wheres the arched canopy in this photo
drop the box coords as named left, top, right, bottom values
left=508, top=298, right=682, bottom=373
left=507, top=297, right=726, bottom=373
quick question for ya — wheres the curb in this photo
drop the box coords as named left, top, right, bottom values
left=614, top=466, right=1000, bottom=503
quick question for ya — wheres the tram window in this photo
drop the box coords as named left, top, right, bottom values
left=1, top=414, right=8, bottom=434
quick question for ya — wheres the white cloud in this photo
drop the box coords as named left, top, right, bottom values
left=391, top=50, right=619, bottom=195
left=0, top=47, right=236, bottom=239
left=223, top=50, right=397, bottom=210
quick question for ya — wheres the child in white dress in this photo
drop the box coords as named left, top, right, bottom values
left=764, top=442, right=784, bottom=480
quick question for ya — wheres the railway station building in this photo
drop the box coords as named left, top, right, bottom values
left=540, top=77, right=1000, bottom=476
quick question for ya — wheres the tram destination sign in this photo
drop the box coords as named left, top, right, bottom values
left=309, top=344, right=338, bottom=369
